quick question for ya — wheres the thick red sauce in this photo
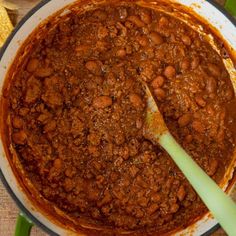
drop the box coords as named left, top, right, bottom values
left=3, top=2, right=236, bottom=235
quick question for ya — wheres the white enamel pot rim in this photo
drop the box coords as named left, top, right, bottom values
left=0, top=0, right=236, bottom=235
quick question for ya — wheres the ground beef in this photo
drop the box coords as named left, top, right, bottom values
left=4, top=2, right=236, bottom=235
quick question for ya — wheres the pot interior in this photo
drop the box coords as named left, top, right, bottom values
left=0, top=0, right=236, bottom=235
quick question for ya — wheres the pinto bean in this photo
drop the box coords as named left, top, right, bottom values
left=206, top=77, right=217, bottom=94
left=207, top=159, right=218, bottom=176
left=129, top=93, right=143, bottom=108
left=140, top=11, right=152, bottom=24
left=164, top=65, right=176, bottom=78
left=137, top=36, right=148, bottom=47
left=25, top=76, right=41, bottom=103
left=85, top=60, right=102, bottom=75
left=125, top=21, right=134, bottom=29
left=225, top=87, right=234, bottom=101
left=138, top=196, right=149, bottom=207
left=159, top=16, right=169, bottom=28
left=97, top=26, right=108, bottom=39
left=142, top=27, right=150, bottom=35
left=88, top=133, right=101, bottom=146
left=181, top=35, right=192, bottom=46
left=136, top=118, right=143, bottom=129
left=178, top=114, right=192, bottom=127
left=208, top=63, right=221, bottom=77
left=12, top=116, right=24, bottom=129
left=12, top=130, right=27, bottom=145
left=63, top=178, right=75, bottom=192
left=116, top=49, right=126, bottom=58
left=27, top=58, right=39, bottom=73
left=93, top=10, right=107, bottom=21
left=148, top=203, right=159, bottom=215
left=149, top=32, right=163, bottom=45
left=44, top=120, right=57, bottom=133
left=177, top=185, right=186, bottom=201
left=151, top=193, right=161, bottom=203
left=87, top=187, right=100, bottom=201
left=145, top=47, right=155, bottom=59
left=191, top=56, right=200, bottom=69
left=170, top=203, right=179, bottom=213
left=88, top=145, right=100, bottom=157
left=75, top=45, right=91, bottom=57
left=93, top=96, right=112, bottom=109
left=180, top=58, right=190, bottom=71
left=135, top=208, right=144, bottom=218
left=151, top=76, right=165, bottom=88
left=185, top=134, right=193, bottom=143
left=19, top=108, right=29, bottom=116
left=195, top=95, right=206, bottom=107
left=119, top=7, right=128, bottom=20
left=154, top=88, right=166, bottom=101
left=192, top=120, right=205, bottom=133
left=53, top=158, right=62, bottom=170
left=127, top=15, right=145, bottom=27
left=35, top=67, right=53, bottom=78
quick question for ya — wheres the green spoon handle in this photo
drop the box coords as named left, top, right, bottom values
left=159, top=132, right=236, bottom=236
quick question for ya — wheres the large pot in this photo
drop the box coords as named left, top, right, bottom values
left=0, top=0, right=236, bottom=235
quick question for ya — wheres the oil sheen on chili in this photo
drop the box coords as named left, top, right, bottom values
left=5, top=2, right=236, bottom=235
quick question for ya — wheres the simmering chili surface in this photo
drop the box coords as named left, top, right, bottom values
left=4, top=1, right=236, bottom=235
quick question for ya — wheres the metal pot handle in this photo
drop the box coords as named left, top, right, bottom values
left=15, top=213, right=33, bottom=236
left=225, top=0, right=236, bottom=16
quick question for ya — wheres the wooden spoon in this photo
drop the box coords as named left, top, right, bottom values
left=143, top=82, right=236, bottom=236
